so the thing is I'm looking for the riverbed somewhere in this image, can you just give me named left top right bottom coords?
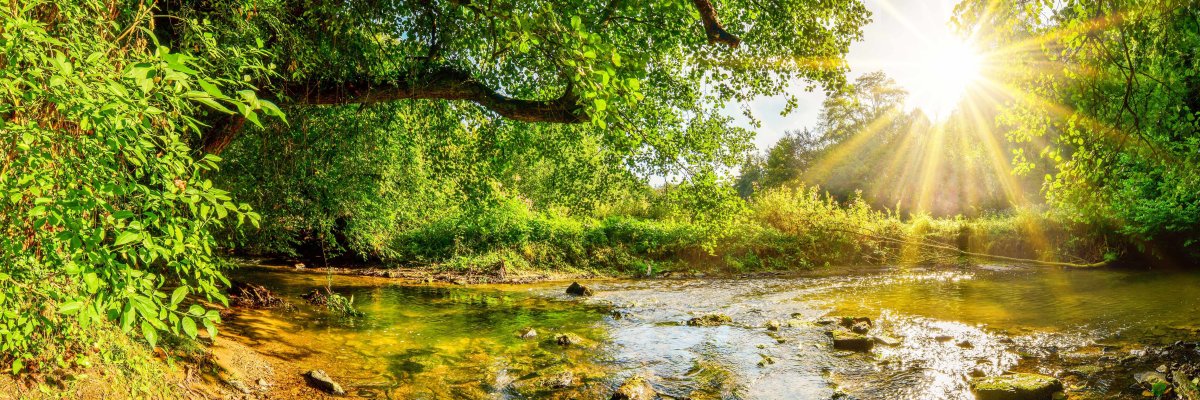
left=225, top=264, right=1200, bottom=399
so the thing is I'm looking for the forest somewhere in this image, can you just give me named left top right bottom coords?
left=2, top=0, right=1199, bottom=399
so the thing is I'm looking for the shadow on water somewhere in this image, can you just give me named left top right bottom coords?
left=229, top=265, right=1200, bottom=399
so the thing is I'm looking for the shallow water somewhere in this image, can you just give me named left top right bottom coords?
left=228, top=265, right=1200, bottom=399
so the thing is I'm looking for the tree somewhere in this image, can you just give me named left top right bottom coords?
left=762, top=129, right=824, bottom=188
left=818, top=71, right=908, bottom=143
left=150, top=0, right=871, bottom=157
left=955, top=0, right=1200, bottom=259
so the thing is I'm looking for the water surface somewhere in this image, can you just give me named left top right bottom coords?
left=228, top=265, right=1200, bottom=399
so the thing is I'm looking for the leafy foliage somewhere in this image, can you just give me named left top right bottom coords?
left=0, top=1, right=271, bottom=373
left=956, top=0, right=1200, bottom=259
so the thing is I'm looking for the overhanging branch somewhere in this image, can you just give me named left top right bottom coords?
left=200, top=67, right=585, bottom=154
left=692, top=0, right=741, bottom=48
left=284, top=67, right=585, bottom=123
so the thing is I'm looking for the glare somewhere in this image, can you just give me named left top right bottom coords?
left=910, top=38, right=983, bottom=119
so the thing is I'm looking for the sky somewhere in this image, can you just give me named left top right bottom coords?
left=728, top=0, right=970, bottom=152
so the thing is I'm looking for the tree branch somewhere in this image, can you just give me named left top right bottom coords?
left=283, top=66, right=584, bottom=123
left=199, top=66, right=585, bottom=154
left=692, top=0, right=741, bottom=48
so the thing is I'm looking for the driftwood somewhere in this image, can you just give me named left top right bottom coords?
left=228, top=281, right=289, bottom=309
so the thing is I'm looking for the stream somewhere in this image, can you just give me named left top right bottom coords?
left=226, top=264, right=1200, bottom=399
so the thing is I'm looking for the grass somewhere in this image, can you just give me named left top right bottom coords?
left=381, top=185, right=1114, bottom=277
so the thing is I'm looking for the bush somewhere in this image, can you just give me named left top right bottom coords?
left=0, top=1, right=271, bottom=373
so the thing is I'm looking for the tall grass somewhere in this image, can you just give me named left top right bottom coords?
left=374, top=185, right=1114, bottom=276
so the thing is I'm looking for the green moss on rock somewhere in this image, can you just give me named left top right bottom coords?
left=686, top=314, right=733, bottom=327
left=828, top=329, right=874, bottom=351
left=970, top=373, right=1063, bottom=400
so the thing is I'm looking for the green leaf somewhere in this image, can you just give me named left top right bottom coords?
left=114, top=231, right=141, bottom=247
left=121, top=302, right=135, bottom=332
left=170, top=286, right=188, bottom=307
left=141, top=320, right=158, bottom=349
left=181, top=316, right=198, bottom=338
left=197, top=79, right=225, bottom=98
left=202, top=317, right=217, bottom=339
left=58, top=301, right=83, bottom=315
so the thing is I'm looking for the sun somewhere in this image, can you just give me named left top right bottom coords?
left=910, top=38, right=984, bottom=119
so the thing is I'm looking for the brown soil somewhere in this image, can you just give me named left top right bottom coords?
left=188, top=330, right=344, bottom=400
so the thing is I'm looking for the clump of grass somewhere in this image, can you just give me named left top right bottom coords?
left=324, top=292, right=364, bottom=318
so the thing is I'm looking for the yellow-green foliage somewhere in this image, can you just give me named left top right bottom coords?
left=0, top=1, right=273, bottom=374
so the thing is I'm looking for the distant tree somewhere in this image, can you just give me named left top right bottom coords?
left=734, top=153, right=766, bottom=198
left=763, top=129, right=825, bottom=188
left=818, top=71, right=909, bottom=143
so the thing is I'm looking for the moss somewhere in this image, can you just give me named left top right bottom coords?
left=686, top=314, right=733, bottom=326
left=828, top=329, right=874, bottom=351
left=970, top=373, right=1063, bottom=400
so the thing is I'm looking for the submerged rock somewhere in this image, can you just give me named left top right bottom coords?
left=566, top=282, right=594, bottom=296
left=301, top=288, right=329, bottom=306
left=828, top=330, right=874, bottom=352
left=957, top=340, right=974, bottom=349
left=555, top=333, right=583, bottom=346
left=765, top=320, right=781, bottom=331
left=611, top=375, right=655, bottom=400
left=304, top=369, right=346, bottom=395
left=686, top=314, right=733, bottom=327
left=969, top=373, right=1063, bottom=400
left=873, top=335, right=902, bottom=346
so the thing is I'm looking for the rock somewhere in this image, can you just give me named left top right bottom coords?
left=957, top=340, right=974, bottom=349
left=969, top=373, right=1063, bottom=400
left=757, top=354, right=775, bottom=367
left=816, top=317, right=838, bottom=325
left=765, top=320, right=781, bottom=331
left=873, top=335, right=901, bottom=346
left=518, top=327, right=538, bottom=339
left=301, top=288, right=329, bottom=306
left=786, top=319, right=806, bottom=328
left=304, top=370, right=346, bottom=395
left=850, top=321, right=870, bottom=334
left=566, top=282, right=594, bottom=296
left=828, top=330, right=874, bottom=352
left=1066, top=365, right=1102, bottom=378
left=611, top=375, right=655, bottom=400
left=1156, top=364, right=1169, bottom=373
left=293, top=262, right=306, bottom=269
left=1134, top=371, right=1169, bottom=386
left=838, top=316, right=872, bottom=329
left=542, top=371, right=575, bottom=389
left=256, top=378, right=268, bottom=387
left=555, top=333, right=583, bottom=346
left=934, top=335, right=954, bottom=342
left=228, top=380, right=252, bottom=394
left=686, top=314, right=732, bottom=327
